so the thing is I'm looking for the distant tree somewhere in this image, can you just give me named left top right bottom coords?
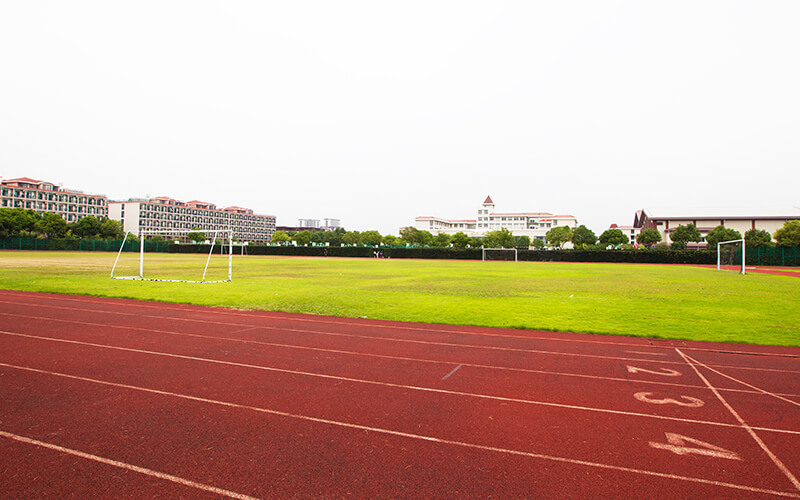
left=669, top=224, right=702, bottom=250
left=546, top=225, right=573, bottom=249
left=636, top=228, right=661, bottom=248
left=342, top=231, right=361, bottom=246
left=0, top=208, right=41, bottom=236
left=359, top=230, right=382, bottom=246
left=150, top=234, right=165, bottom=243
left=470, top=237, right=483, bottom=249
left=531, top=238, right=545, bottom=249
left=774, top=220, right=800, bottom=247
left=571, top=225, right=597, bottom=248
left=310, top=231, right=326, bottom=244
left=99, top=218, right=124, bottom=240
left=324, top=227, right=346, bottom=246
left=399, top=227, right=433, bottom=246
left=432, top=232, right=452, bottom=248
left=382, top=234, right=398, bottom=246
left=186, top=228, right=206, bottom=243
left=483, top=228, right=515, bottom=248
left=451, top=232, right=470, bottom=249
left=516, top=235, right=531, bottom=249
left=36, top=212, right=69, bottom=238
left=653, top=242, right=670, bottom=251
left=271, top=230, right=290, bottom=245
left=705, top=225, right=742, bottom=250
left=69, top=216, right=102, bottom=239
left=744, top=228, right=772, bottom=248
left=598, top=228, right=628, bottom=248
left=294, top=230, right=313, bottom=246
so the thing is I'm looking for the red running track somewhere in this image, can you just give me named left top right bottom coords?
left=1, top=290, right=799, bottom=498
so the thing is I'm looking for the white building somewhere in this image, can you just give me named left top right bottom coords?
left=634, top=207, right=800, bottom=247
left=607, top=224, right=641, bottom=245
left=415, top=196, right=578, bottom=242
left=0, top=177, right=107, bottom=222
left=108, top=196, right=276, bottom=244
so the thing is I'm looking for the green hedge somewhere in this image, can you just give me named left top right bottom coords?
left=0, top=237, right=168, bottom=253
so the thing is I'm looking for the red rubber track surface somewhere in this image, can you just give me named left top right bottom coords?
left=1, top=290, right=799, bottom=499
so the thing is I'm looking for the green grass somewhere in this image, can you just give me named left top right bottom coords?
left=1, top=251, right=799, bottom=346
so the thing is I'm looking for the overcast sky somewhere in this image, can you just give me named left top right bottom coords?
left=2, top=1, right=798, bottom=235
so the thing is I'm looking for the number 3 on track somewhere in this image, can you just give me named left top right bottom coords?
left=649, top=433, right=741, bottom=460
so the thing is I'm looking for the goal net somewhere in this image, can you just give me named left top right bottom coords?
left=111, top=229, right=233, bottom=283
left=482, top=247, right=518, bottom=262
left=717, top=239, right=745, bottom=275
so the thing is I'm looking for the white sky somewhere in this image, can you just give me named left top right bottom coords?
left=2, top=1, right=798, bottom=236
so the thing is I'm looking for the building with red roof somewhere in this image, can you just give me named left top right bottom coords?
left=414, top=196, right=578, bottom=244
left=0, top=176, right=108, bottom=222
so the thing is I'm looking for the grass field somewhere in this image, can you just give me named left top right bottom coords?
left=1, top=251, right=798, bottom=346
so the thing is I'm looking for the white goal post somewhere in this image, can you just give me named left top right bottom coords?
left=717, top=238, right=745, bottom=275
left=111, top=229, right=233, bottom=283
left=482, top=247, right=518, bottom=262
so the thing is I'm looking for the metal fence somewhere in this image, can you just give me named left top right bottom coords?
left=0, top=237, right=169, bottom=253
left=747, top=246, right=800, bottom=267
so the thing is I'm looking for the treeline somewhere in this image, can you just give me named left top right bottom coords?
left=0, top=208, right=124, bottom=240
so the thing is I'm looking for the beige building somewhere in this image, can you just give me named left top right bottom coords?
left=634, top=207, right=800, bottom=247
left=108, top=196, right=276, bottom=244
left=415, top=196, right=578, bottom=243
left=0, top=177, right=107, bottom=222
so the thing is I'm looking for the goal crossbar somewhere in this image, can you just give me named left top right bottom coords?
left=717, top=238, right=745, bottom=275
left=111, top=229, right=233, bottom=283
left=482, top=247, right=518, bottom=262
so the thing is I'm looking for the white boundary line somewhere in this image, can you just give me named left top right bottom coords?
left=0, top=430, right=258, bottom=500
left=3, top=290, right=798, bottom=359
left=1, top=362, right=798, bottom=499
left=2, top=307, right=798, bottom=376
left=682, top=355, right=800, bottom=408
left=2, top=311, right=799, bottom=399
left=676, top=348, right=800, bottom=492
left=2, top=331, right=798, bottom=436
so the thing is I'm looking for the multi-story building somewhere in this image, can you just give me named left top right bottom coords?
left=415, top=196, right=578, bottom=242
left=108, top=196, right=276, bottom=244
left=0, top=177, right=108, bottom=222
left=634, top=207, right=800, bottom=247
left=607, top=224, right=641, bottom=245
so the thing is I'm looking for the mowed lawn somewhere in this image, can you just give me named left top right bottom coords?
left=0, top=251, right=798, bottom=346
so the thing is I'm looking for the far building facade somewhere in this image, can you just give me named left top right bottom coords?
left=634, top=207, right=800, bottom=247
left=0, top=177, right=108, bottom=222
left=607, top=224, right=641, bottom=245
left=415, top=196, right=578, bottom=242
left=108, top=197, right=276, bottom=244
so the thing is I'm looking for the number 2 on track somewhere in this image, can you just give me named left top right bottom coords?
left=626, top=365, right=682, bottom=377
left=634, top=392, right=704, bottom=407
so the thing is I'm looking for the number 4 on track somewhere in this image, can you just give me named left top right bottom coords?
left=649, top=433, right=741, bottom=460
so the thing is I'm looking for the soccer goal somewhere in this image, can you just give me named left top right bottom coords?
left=482, top=247, right=518, bottom=262
left=717, top=239, right=745, bottom=275
left=111, top=229, right=233, bottom=283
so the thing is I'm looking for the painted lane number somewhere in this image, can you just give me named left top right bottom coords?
left=634, top=392, right=705, bottom=407
left=626, top=365, right=682, bottom=377
left=649, top=433, right=741, bottom=460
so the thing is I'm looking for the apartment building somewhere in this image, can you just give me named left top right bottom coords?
left=0, top=177, right=108, bottom=222
left=108, top=197, right=276, bottom=244
left=415, top=196, right=578, bottom=241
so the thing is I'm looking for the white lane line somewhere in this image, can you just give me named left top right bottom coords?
left=0, top=430, right=259, bottom=500
left=676, top=349, right=800, bottom=492
left=442, top=365, right=462, bottom=380
left=2, top=312, right=797, bottom=398
left=2, top=332, right=798, bottom=436
left=625, top=351, right=668, bottom=356
left=681, top=354, right=800, bottom=409
left=1, top=362, right=797, bottom=499
left=2, top=292, right=799, bottom=359
left=4, top=309, right=799, bottom=376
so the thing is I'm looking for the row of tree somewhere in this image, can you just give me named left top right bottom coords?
left=633, top=221, right=800, bottom=249
left=0, top=208, right=124, bottom=240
